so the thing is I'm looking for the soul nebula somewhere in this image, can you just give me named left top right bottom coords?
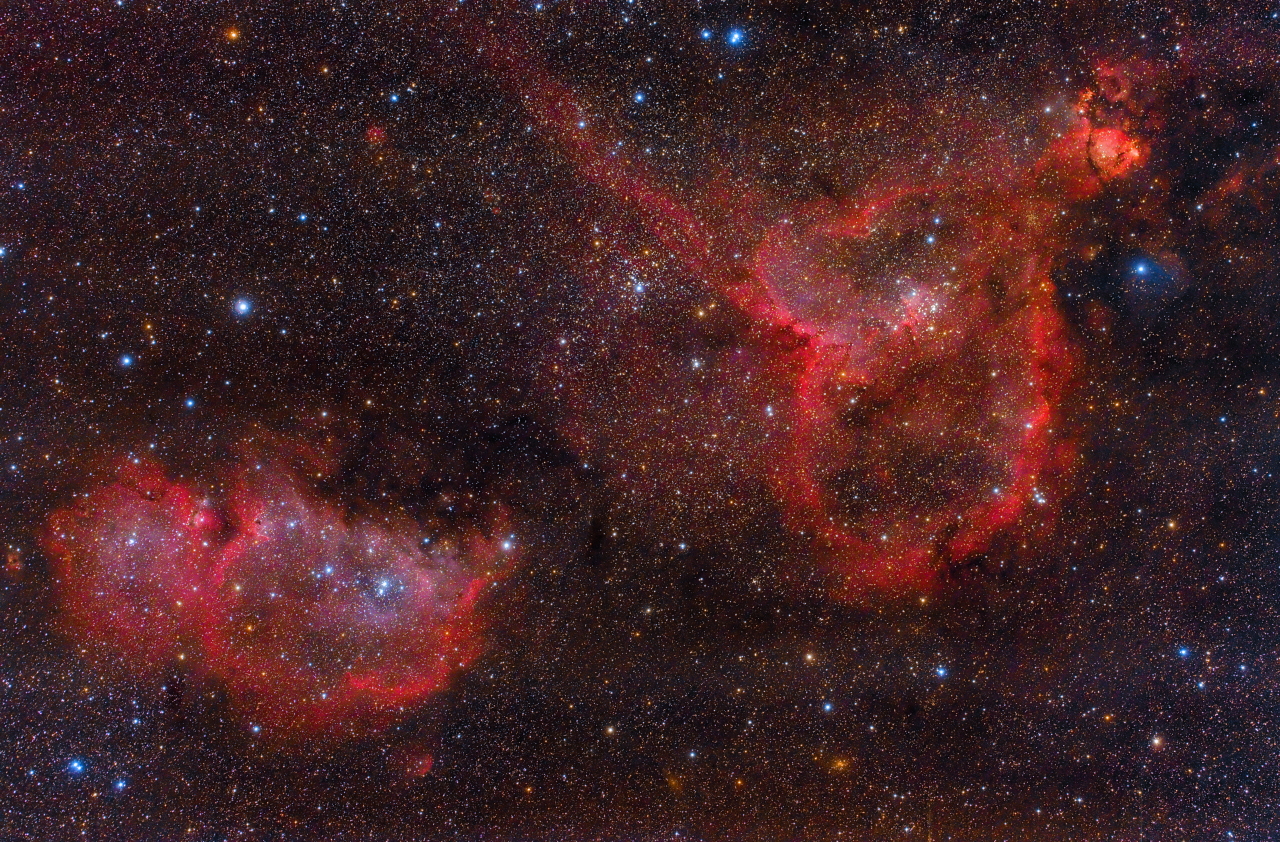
left=43, top=457, right=511, bottom=735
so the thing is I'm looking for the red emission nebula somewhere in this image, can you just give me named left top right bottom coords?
left=751, top=73, right=1146, bottom=594
left=43, top=456, right=512, bottom=736
left=751, top=184, right=1075, bottom=592
left=36, top=17, right=1156, bottom=745
left=473, top=10, right=1149, bottom=596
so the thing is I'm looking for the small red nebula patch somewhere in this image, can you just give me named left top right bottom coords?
left=408, top=752, right=434, bottom=778
left=43, top=457, right=513, bottom=737
left=366, top=124, right=386, bottom=145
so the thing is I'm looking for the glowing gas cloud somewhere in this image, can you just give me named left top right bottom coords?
left=44, top=455, right=514, bottom=736
left=461, top=2, right=1151, bottom=595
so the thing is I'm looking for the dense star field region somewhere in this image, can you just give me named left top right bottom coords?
left=5, top=0, right=1280, bottom=839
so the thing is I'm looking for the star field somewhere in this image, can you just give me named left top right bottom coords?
left=4, top=1, right=1280, bottom=840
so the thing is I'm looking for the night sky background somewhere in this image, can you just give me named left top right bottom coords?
left=5, top=1, right=1280, bottom=840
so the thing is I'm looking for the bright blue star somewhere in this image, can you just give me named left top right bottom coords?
left=121, top=355, right=133, bottom=367
left=727, top=28, right=744, bottom=45
left=634, top=91, right=646, bottom=103
left=701, top=28, right=712, bottom=40
left=936, top=666, right=948, bottom=678
left=67, top=759, right=85, bottom=775
left=185, top=398, right=196, bottom=409
left=234, top=298, right=251, bottom=316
